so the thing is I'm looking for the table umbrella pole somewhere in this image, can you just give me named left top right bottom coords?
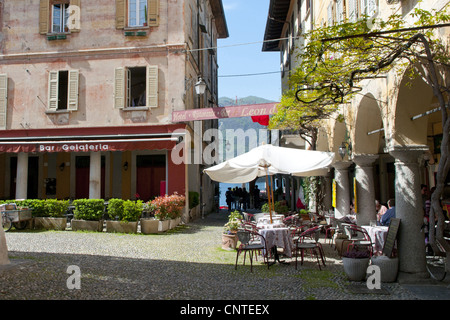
left=265, top=168, right=273, bottom=224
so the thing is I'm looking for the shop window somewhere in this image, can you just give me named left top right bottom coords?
left=48, top=70, right=79, bottom=111
left=114, top=65, right=158, bottom=109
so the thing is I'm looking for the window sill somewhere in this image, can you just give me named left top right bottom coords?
left=122, top=107, right=149, bottom=111
left=124, top=26, right=150, bottom=31
left=45, top=109, right=71, bottom=114
left=46, top=33, right=69, bottom=41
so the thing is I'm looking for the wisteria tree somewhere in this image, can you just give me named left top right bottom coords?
left=269, top=6, right=450, bottom=244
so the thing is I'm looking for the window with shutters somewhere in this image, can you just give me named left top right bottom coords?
left=40, top=0, right=81, bottom=34
left=114, top=65, right=158, bottom=109
left=116, top=0, right=159, bottom=29
left=47, top=70, right=79, bottom=112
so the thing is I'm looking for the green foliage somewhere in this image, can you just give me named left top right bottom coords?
left=261, top=201, right=289, bottom=214
left=122, top=200, right=143, bottom=222
left=189, top=191, right=199, bottom=209
left=73, top=199, right=105, bottom=221
left=269, top=6, right=450, bottom=137
left=107, top=198, right=143, bottom=222
left=107, top=198, right=124, bottom=220
left=44, top=199, right=70, bottom=218
left=223, top=210, right=242, bottom=234
left=0, top=199, right=68, bottom=217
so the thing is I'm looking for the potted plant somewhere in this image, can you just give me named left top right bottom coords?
left=106, top=199, right=142, bottom=234
left=370, top=254, right=399, bottom=283
left=34, top=199, right=69, bottom=231
left=342, top=249, right=371, bottom=281
left=140, top=202, right=160, bottom=234
left=221, top=210, right=242, bottom=250
left=71, top=199, right=105, bottom=232
left=150, top=193, right=186, bottom=232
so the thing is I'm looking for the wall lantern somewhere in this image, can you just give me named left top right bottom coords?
left=59, top=163, right=65, bottom=171
left=194, top=77, right=206, bottom=95
left=123, top=161, right=129, bottom=171
left=338, top=141, right=352, bottom=160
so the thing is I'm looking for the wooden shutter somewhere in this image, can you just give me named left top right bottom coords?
left=0, top=74, right=7, bottom=129
left=39, top=0, right=49, bottom=34
left=68, top=70, right=79, bottom=111
left=336, top=0, right=344, bottom=24
left=146, top=65, right=158, bottom=108
left=116, top=0, right=126, bottom=29
left=68, top=0, right=81, bottom=32
left=114, top=67, right=125, bottom=109
left=327, top=2, right=334, bottom=26
left=48, top=71, right=59, bottom=110
left=148, top=0, right=159, bottom=27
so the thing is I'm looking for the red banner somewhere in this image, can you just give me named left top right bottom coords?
left=171, top=103, right=278, bottom=122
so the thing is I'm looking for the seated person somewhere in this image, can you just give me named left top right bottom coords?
left=380, top=199, right=395, bottom=226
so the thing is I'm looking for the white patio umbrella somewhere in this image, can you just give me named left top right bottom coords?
left=204, top=144, right=335, bottom=222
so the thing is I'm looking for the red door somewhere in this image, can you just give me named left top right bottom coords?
left=136, top=155, right=166, bottom=201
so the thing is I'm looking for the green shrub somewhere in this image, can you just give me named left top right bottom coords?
left=73, top=199, right=105, bottom=221
left=45, top=199, right=70, bottom=218
left=107, top=198, right=124, bottom=220
left=122, top=200, right=143, bottom=222
left=261, top=201, right=289, bottom=214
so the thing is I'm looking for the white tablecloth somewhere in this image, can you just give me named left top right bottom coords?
left=362, top=225, right=388, bottom=255
left=259, top=227, right=294, bottom=257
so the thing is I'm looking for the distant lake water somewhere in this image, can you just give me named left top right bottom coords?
left=219, top=179, right=267, bottom=207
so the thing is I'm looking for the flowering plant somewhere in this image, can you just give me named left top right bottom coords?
left=223, top=210, right=242, bottom=234
left=150, top=193, right=186, bottom=221
left=342, top=250, right=370, bottom=259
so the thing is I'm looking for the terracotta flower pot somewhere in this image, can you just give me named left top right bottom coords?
left=222, top=233, right=238, bottom=251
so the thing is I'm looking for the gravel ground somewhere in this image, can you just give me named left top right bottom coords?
left=0, top=210, right=437, bottom=301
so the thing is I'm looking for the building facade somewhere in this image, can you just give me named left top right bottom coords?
left=264, top=0, right=450, bottom=280
left=0, top=0, right=228, bottom=220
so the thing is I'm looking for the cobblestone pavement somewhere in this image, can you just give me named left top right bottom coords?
left=0, top=210, right=448, bottom=302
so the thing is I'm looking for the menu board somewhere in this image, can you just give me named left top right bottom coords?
left=382, top=218, right=400, bottom=258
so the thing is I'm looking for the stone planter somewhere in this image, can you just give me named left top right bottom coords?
left=371, top=256, right=399, bottom=283
left=342, top=257, right=370, bottom=281
left=71, top=219, right=104, bottom=232
left=106, top=221, right=138, bottom=234
left=158, top=220, right=170, bottom=232
left=140, top=218, right=159, bottom=234
left=169, top=217, right=181, bottom=229
left=34, top=217, right=67, bottom=231
left=222, top=233, right=238, bottom=251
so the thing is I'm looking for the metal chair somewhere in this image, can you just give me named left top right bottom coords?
left=343, top=224, right=373, bottom=256
left=235, top=230, right=269, bottom=272
left=294, top=226, right=326, bottom=270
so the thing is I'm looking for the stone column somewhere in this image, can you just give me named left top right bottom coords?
left=16, top=152, right=28, bottom=199
left=353, top=154, right=378, bottom=226
left=89, top=151, right=101, bottom=199
left=333, top=161, right=352, bottom=219
left=389, top=145, right=428, bottom=281
left=323, top=172, right=333, bottom=212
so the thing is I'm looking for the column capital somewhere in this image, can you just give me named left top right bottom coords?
left=388, top=145, right=429, bottom=163
left=332, top=161, right=352, bottom=170
left=352, top=154, right=379, bottom=167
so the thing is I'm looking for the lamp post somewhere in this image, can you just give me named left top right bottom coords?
left=338, top=141, right=352, bottom=160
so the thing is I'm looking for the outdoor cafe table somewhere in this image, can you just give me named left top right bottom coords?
left=361, top=225, right=389, bottom=256
left=257, top=224, right=294, bottom=264
left=257, top=214, right=285, bottom=225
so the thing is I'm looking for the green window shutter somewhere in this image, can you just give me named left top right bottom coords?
left=68, top=70, right=79, bottom=111
left=0, top=74, right=8, bottom=129
left=39, top=0, right=49, bottom=34
left=148, top=0, right=159, bottom=27
left=114, top=67, right=125, bottom=109
left=48, top=71, right=59, bottom=110
left=146, top=65, right=158, bottom=108
left=116, top=0, right=126, bottom=29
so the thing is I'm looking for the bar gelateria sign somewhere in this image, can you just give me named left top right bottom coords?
left=172, top=103, right=278, bottom=122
